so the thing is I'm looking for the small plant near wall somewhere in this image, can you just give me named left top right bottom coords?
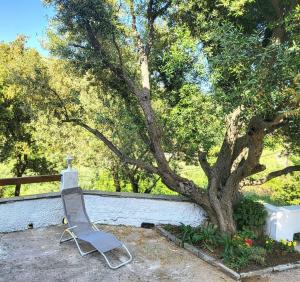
left=279, top=239, right=297, bottom=253
left=263, top=236, right=297, bottom=254
left=233, top=197, right=268, bottom=236
left=264, top=237, right=276, bottom=252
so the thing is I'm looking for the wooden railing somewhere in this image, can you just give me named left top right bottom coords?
left=0, top=175, right=61, bottom=186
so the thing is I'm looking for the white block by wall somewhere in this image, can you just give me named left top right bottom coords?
left=265, top=203, right=300, bottom=241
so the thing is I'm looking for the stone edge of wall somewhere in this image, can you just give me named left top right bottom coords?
left=0, top=190, right=190, bottom=204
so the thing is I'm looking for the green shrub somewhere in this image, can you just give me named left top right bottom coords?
left=236, top=229, right=256, bottom=240
left=264, top=237, right=276, bottom=252
left=272, top=182, right=300, bottom=205
left=233, top=197, right=267, bottom=235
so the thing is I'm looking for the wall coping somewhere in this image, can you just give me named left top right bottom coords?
left=264, top=202, right=300, bottom=211
left=3, top=192, right=300, bottom=208
left=0, top=189, right=191, bottom=204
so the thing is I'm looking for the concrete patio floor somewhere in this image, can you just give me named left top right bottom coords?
left=1, top=225, right=300, bottom=282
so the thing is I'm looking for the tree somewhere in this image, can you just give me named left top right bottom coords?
left=0, top=38, right=56, bottom=196
left=45, top=0, right=300, bottom=233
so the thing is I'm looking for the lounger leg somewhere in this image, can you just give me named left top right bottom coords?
left=100, top=244, right=133, bottom=269
left=73, top=237, right=98, bottom=256
left=59, top=228, right=97, bottom=256
left=59, top=229, right=74, bottom=243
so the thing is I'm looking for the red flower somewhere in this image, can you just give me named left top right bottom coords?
left=245, top=239, right=253, bottom=247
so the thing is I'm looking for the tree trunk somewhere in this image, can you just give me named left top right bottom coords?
left=15, top=183, right=21, bottom=197
left=128, top=174, right=139, bottom=193
left=0, top=187, right=4, bottom=198
left=14, top=171, right=24, bottom=197
left=14, top=154, right=28, bottom=197
left=112, top=171, right=121, bottom=192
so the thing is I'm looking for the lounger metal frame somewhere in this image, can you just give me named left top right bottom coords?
left=59, top=221, right=132, bottom=269
left=59, top=187, right=132, bottom=269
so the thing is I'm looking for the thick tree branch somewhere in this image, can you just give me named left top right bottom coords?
left=231, top=147, right=248, bottom=173
left=126, top=1, right=171, bottom=172
left=222, top=116, right=267, bottom=202
left=236, top=117, right=266, bottom=179
left=198, top=151, right=211, bottom=178
left=241, top=165, right=300, bottom=187
left=214, top=106, right=244, bottom=178
left=229, top=106, right=299, bottom=178
left=265, top=108, right=300, bottom=133
left=146, top=0, right=155, bottom=55
left=231, top=135, right=248, bottom=165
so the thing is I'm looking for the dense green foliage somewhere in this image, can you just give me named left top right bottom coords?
left=0, top=37, right=56, bottom=195
left=173, top=0, right=300, bottom=151
left=233, top=197, right=267, bottom=235
left=272, top=180, right=300, bottom=205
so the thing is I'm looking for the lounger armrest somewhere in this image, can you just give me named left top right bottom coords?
left=91, top=220, right=102, bottom=224
left=91, top=220, right=102, bottom=231
left=67, top=225, right=78, bottom=231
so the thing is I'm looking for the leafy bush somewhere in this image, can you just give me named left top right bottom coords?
left=233, top=197, right=267, bottom=235
left=219, top=233, right=235, bottom=259
left=272, top=182, right=300, bottom=205
left=235, top=229, right=256, bottom=240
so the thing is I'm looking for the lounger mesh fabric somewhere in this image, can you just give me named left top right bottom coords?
left=61, top=187, right=122, bottom=253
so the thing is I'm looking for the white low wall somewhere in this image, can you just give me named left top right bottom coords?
left=0, top=191, right=206, bottom=233
left=265, top=203, right=300, bottom=241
